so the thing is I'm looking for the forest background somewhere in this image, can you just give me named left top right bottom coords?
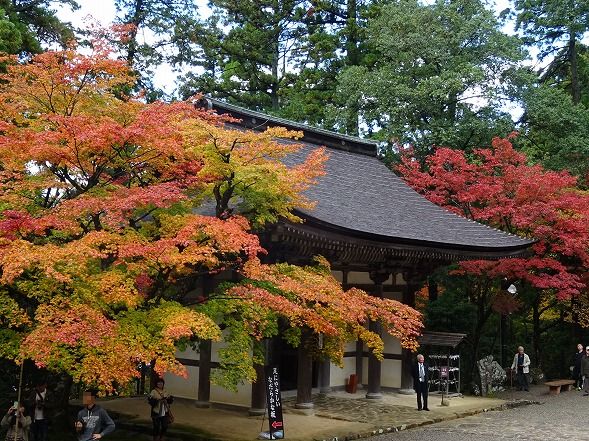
left=1, top=0, right=589, bottom=400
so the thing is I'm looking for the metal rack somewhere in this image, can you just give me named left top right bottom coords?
left=428, top=354, right=461, bottom=397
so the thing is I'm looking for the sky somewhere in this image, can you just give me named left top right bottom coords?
left=55, top=0, right=209, bottom=95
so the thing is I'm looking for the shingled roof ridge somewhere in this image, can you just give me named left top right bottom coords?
left=198, top=97, right=378, bottom=157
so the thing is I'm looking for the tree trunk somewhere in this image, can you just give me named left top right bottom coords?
left=344, top=0, right=360, bottom=135
left=51, top=373, right=74, bottom=434
left=428, top=280, right=438, bottom=302
left=295, top=327, right=313, bottom=408
left=345, top=0, right=359, bottom=66
left=469, top=283, right=491, bottom=382
left=569, top=33, right=581, bottom=105
left=271, top=30, right=280, bottom=111
left=126, top=0, right=146, bottom=67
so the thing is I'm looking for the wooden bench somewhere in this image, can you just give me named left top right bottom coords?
left=544, top=379, right=576, bottom=395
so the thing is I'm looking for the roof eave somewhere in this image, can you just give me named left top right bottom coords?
left=297, top=213, right=535, bottom=259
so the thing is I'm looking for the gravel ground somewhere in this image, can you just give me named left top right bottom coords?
left=374, top=386, right=589, bottom=441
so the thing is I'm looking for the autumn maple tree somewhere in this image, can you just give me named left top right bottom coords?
left=0, top=39, right=320, bottom=391
left=0, top=39, right=423, bottom=393
left=397, top=136, right=589, bottom=363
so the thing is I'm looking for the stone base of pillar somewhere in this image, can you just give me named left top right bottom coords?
left=248, top=407, right=266, bottom=416
left=398, top=388, right=416, bottom=395
left=194, top=400, right=211, bottom=408
left=294, top=401, right=314, bottom=409
left=319, top=386, right=331, bottom=394
left=292, top=402, right=315, bottom=416
left=365, top=392, right=383, bottom=399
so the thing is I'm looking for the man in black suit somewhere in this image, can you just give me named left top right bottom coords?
left=412, top=354, right=429, bottom=411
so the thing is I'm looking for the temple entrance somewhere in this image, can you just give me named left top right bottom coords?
left=270, top=332, right=318, bottom=391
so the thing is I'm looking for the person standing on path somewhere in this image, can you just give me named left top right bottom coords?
left=572, top=343, right=585, bottom=391
left=1, top=402, right=31, bottom=441
left=75, top=390, right=115, bottom=441
left=148, top=379, right=174, bottom=441
left=26, top=380, right=52, bottom=441
left=511, top=346, right=530, bottom=391
left=581, top=347, right=589, bottom=396
left=412, top=354, right=429, bottom=411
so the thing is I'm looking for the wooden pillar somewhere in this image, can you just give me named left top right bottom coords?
left=196, top=275, right=213, bottom=407
left=428, top=279, right=438, bottom=302
left=355, top=340, right=363, bottom=387
left=249, top=363, right=266, bottom=415
left=400, top=273, right=420, bottom=393
left=319, top=360, right=331, bottom=394
left=343, top=268, right=364, bottom=387
left=366, top=320, right=383, bottom=399
left=196, top=339, right=212, bottom=407
left=366, top=268, right=390, bottom=399
left=250, top=340, right=268, bottom=415
left=295, top=328, right=314, bottom=409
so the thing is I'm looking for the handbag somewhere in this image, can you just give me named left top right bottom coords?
left=165, top=410, right=174, bottom=425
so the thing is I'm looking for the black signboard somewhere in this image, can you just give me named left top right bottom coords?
left=264, top=365, right=284, bottom=439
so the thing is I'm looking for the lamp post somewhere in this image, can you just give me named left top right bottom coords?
left=499, top=283, right=518, bottom=367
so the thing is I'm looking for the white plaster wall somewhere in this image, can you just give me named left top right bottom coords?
left=345, top=340, right=357, bottom=352
left=347, top=271, right=372, bottom=284
left=381, top=360, right=402, bottom=388
left=163, top=344, right=252, bottom=407
left=211, top=382, right=252, bottom=407
left=396, top=273, right=407, bottom=285
left=382, top=333, right=402, bottom=355
left=362, top=357, right=368, bottom=385
left=176, top=347, right=199, bottom=360
left=165, top=299, right=406, bottom=404
left=164, top=366, right=199, bottom=400
left=209, top=334, right=253, bottom=406
left=164, top=347, right=200, bottom=399
left=330, top=357, right=356, bottom=387
left=331, top=270, right=343, bottom=282
left=211, top=340, right=223, bottom=363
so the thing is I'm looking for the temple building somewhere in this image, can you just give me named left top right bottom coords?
left=164, top=99, right=533, bottom=412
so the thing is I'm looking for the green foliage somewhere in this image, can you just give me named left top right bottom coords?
left=178, top=0, right=310, bottom=110
left=517, top=84, right=589, bottom=178
left=424, top=291, right=476, bottom=334
left=0, top=328, right=22, bottom=359
left=199, top=283, right=280, bottom=391
left=178, top=0, right=373, bottom=131
left=114, top=0, right=201, bottom=100
left=333, top=0, right=527, bottom=158
left=513, top=0, right=589, bottom=61
left=0, top=0, right=78, bottom=54
left=0, top=8, right=22, bottom=54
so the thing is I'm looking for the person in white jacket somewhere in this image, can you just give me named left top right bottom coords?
left=511, top=346, right=531, bottom=391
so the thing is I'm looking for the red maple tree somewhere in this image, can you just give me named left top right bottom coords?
left=398, top=136, right=589, bottom=300
left=398, top=136, right=589, bottom=365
